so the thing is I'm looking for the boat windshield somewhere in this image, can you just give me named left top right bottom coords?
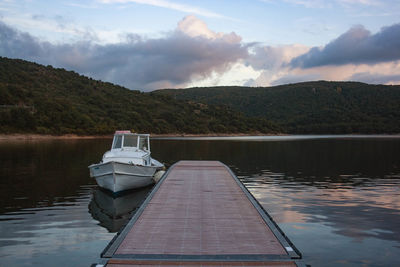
left=138, top=136, right=149, bottom=151
left=112, top=134, right=149, bottom=151
left=123, top=135, right=137, bottom=148
left=112, top=135, right=123, bottom=149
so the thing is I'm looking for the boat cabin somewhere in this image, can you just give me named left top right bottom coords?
left=111, top=131, right=150, bottom=152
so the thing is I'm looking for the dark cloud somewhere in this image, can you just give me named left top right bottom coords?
left=0, top=21, right=44, bottom=59
left=349, top=72, right=400, bottom=84
left=291, top=23, right=400, bottom=68
left=270, top=73, right=321, bottom=86
left=0, top=20, right=248, bottom=90
left=248, top=46, right=286, bottom=70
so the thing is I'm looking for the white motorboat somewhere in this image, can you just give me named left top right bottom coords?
left=88, top=131, right=164, bottom=193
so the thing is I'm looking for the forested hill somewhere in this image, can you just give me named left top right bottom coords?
left=2, top=56, right=399, bottom=135
left=154, top=82, right=400, bottom=134
left=0, top=57, right=279, bottom=135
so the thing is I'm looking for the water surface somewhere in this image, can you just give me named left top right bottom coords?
left=0, top=136, right=399, bottom=266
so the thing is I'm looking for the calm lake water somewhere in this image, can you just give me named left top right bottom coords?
left=0, top=136, right=400, bottom=266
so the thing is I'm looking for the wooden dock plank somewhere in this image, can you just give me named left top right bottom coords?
left=115, top=161, right=285, bottom=256
left=106, top=259, right=298, bottom=266
left=100, top=161, right=303, bottom=267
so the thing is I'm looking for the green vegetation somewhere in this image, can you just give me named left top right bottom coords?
left=154, top=82, right=400, bottom=134
left=2, top=56, right=399, bottom=135
left=0, top=57, right=279, bottom=135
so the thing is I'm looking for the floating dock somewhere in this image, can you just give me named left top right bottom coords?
left=97, top=161, right=304, bottom=266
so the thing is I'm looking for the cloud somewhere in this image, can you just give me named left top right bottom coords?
left=270, top=73, right=321, bottom=85
left=1, top=12, right=100, bottom=44
left=349, top=72, right=400, bottom=84
left=177, top=15, right=241, bottom=42
left=290, top=23, right=400, bottom=68
left=0, top=16, right=247, bottom=90
left=338, top=0, right=379, bottom=6
left=244, top=44, right=311, bottom=86
left=248, top=44, right=309, bottom=71
left=65, top=2, right=100, bottom=9
left=245, top=34, right=400, bottom=86
left=262, top=0, right=379, bottom=8
left=99, top=0, right=226, bottom=18
left=263, top=61, right=400, bottom=86
left=2, top=13, right=400, bottom=90
left=0, top=21, right=44, bottom=59
left=281, top=0, right=331, bottom=8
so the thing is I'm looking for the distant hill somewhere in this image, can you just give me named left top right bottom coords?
left=3, top=56, right=399, bottom=135
left=0, top=57, right=279, bottom=135
left=154, top=82, right=400, bottom=134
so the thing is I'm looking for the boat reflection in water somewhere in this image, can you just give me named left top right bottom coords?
left=89, top=185, right=153, bottom=232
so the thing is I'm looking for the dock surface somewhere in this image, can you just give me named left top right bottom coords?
left=100, top=161, right=303, bottom=266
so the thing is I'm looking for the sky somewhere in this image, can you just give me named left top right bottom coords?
left=0, top=0, right=400, bottom=91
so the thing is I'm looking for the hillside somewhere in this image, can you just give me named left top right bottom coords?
left=0, top=57, right=279, bottom=135
left=154, top=82, right=400, bottom=134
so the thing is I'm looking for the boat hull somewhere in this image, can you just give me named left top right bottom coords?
left=89, top=161, right=157, bottom=193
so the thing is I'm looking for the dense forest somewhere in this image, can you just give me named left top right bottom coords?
left=154, top=82, right=400, bottom=134
left=2, top=57, right=399, bottom=135
left=0, top=57, right=279, bottom=135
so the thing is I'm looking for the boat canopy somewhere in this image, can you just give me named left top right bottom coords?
left=111, top=131, right=150, bottom=151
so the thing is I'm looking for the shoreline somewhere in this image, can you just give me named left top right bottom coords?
left=1, top=132, right=400, bottom=141
left=0, top=133, right=282, bottom=141
left=0, top=134, right=112, bottom=141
